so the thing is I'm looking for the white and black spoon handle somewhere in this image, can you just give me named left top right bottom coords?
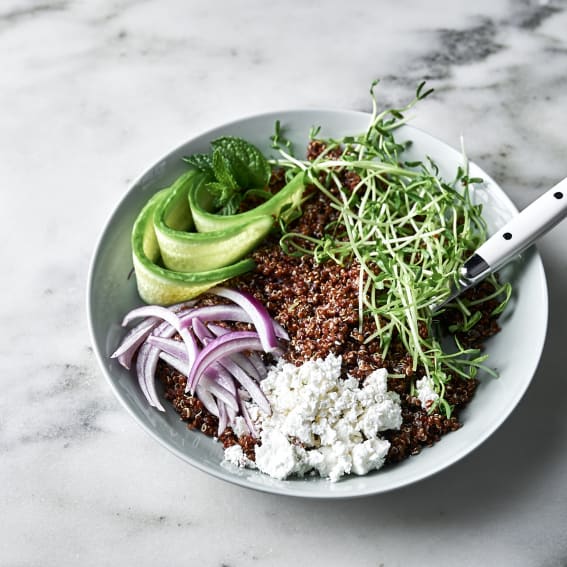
left=432, top=177, right=567, bottom=311
left=463, top=177, right=567, bottom=283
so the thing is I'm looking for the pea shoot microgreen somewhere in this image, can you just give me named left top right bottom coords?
left=272, top=81, right=511, bottom=418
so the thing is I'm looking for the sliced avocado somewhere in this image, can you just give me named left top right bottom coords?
left=188, top=171, right=306, bottom=233
left=153, top=170, right=274, bottom=272
left=131, top=189, right=255, bottom=305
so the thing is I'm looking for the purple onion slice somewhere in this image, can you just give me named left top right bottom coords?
left=216, top=357, right=270, bottom=414
left=217, top=401, right=228, bottom=437
left=199, top=374, right=239, bottom=412
left=237, top=390, right=258, bottom=438
left=159, top=351, right=190, bottom=376
left=192, top=317, right=214, bottom=345
left=112, top=316, right=159, bottom=369
left=207, top=324, right=264, bottom=380
left=147, top=336, right=187, bottom=361
left=188, top=331, right=264, bottom=393
left=209, top=287, right=280, bottom=352
left=179, top=304, right=288, bottom=342
left=195, top=383, right=220, bottom=417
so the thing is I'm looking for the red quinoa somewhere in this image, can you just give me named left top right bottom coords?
left=155, top=141, right=504, bottom=468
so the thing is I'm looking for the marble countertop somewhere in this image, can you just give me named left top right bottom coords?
left=2, top=0, right=567, bottom=565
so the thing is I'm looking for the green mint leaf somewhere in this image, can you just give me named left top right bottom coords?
left=217, top=193, right=242, bottom=216
left=206, top=181, right=238, bottom=210
left=182, top=153, right=214, bottom=176
left=211, top=136, right=271, bottom=188
left=212, top=149, right=239, bottom=190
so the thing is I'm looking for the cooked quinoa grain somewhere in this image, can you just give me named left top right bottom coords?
left=153, top=141, right=504, bottom=471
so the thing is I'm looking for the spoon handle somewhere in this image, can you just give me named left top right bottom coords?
left=463, top=177, right=567, bottom=282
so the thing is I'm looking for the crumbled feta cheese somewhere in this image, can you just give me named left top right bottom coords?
left=254, top=430, right=308, bottom=480
left=415, top=376, right=439, bottom=410
left=224, top=353, right=402, bottom=482
left=224, top=444, right=256, bottom=469
left=351, top=438, right=391, bottom=476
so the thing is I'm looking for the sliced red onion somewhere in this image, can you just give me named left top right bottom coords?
left=122, top=304, right=182, bottom=331
left=136, top=319, right=179, bottom=411
left=179, top=304, right=248, bottom=328
left=153, top=322, right=199, bottom=366
left=226, top=403, right=237, bottom=425
left=207, top=324, right=265, bottom=380
left=195, top=383, right=220, bottom=417
left=123, top=304, right=199, bottom=372
left=214, top=365, right=237, bottom=396
left=159, top=353, right=239, bottom=416
left=184, top=320, right=237, bottom=396
left=237, top=390, right=257, bottom=438
left=206, top=323, right=229, bottom=336
left=269, top=320, right=289, bottom=341
left=155, top=348, right=218, bottom=418
left=188, top=331, right=264, bottom=393
left=159, top=351, right=190, bottom=376
left=192, top=317, right=214, bottom=345
left=117, top=300, right=196, bottom=336
left=112, top=300, right=197, bottom=367
left=216, top=357, right=270, bottom=414
left=138, top=316, right=199, bottom=412
left=134, top=342, right=154, bottom=408
left=199, top=374, right=239, bottom=412
left=112, top=316, right=159, bottom=369
left=217, top=401, right=228, bottom=436
left=150, top=329, right=258, bottom=418
left=157, top=347, right=238, bottom=413
left=157, top=352, right=239, bottom=423
left=121, top=299, right=196, bottom=323
left=208, top=287, right=280, bottom=352
left=136, top=342, right=165, bottom=411
left=180, top=304, right=289, bottom=342
left=231, top=351, right=264, bottom=381
left=112, top=293, right=288, bottom=433
left=155, top=342, right=236, bottom=403
left=147, top=336, right=187, bottom=361
left=196, top=321, right=267, bottom=408
left=246, top=351, right=268, bottom=379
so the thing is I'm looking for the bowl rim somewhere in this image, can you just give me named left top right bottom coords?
left=87, top=108, right=549, bottom=499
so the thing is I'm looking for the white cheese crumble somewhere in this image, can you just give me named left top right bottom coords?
left=415, top=376, right=439, bottom=410
left=223, top=353, right=402, bottom=482
left=224, top=444, right=256, bottom=469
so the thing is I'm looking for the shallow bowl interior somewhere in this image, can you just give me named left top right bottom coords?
left=87, top=110, right=548, bottom=498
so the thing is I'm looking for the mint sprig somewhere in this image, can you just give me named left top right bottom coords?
left=184, top=136, right=272, bottom=215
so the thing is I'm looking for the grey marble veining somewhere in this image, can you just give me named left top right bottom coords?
left=2, top=0, right=567, bottom=565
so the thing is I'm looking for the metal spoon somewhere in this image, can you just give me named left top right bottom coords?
left=432, top=176, right=567, bottom=311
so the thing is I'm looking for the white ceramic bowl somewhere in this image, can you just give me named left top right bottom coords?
left=87, top=110, right=548, bottom=498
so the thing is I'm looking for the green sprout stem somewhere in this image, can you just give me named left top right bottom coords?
left=272, top=82, right=511, bottom=417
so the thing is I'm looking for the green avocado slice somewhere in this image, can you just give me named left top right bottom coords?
left=153, top=170, right=274, bottom=272
left=131, top=189, right=255, bottom=305
left=188, top=171, right=306, bottom=233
